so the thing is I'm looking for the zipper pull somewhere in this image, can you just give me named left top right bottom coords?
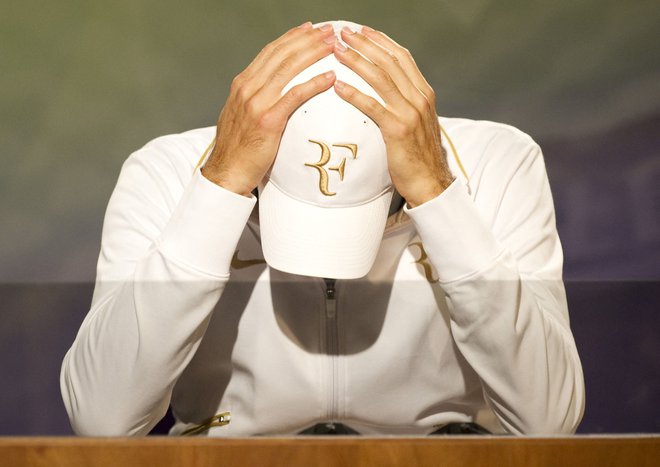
left=180, top=411, right=231, bottom=436
left=324, top=278, right=337, bottom=318
left=324, top=278, right=336, bottom=299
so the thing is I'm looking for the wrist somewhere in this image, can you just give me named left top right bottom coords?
left=404, top=175, right=454, bottom=208
left=200, top=165, right=254, bottom=198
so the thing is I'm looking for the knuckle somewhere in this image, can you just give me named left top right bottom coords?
left=389, top=121, right=409, bottom=139
left=277, top=58, right=293, bottom=74
left=287, top=85, right=304, bottom=102
left=313, top=72, right=328, bottom=85
left=376, top=68, right=390, bottom=82
left=405, top=109, right=421, bottom=127
left=235, top=84, right=251, bottom=103
left=245, top=97, right=262, bottom=118
left=230, top=74, right=244, bottom=92
left=387, top=110, right=420, bottom=138
left=258, top=111, right=283, bottom=132
left=368, top=67, right=387, bottom=86
left=339, top=83, right=355, bottom=97
left=272, top=43, right=287, bottom=57
left=315, top=37, right=335, bottom=51
left=380, top=75, right=398, bottom=94
left=412, top=92, right=429, bottom=110
left=365, top=98, right=382, bottom=115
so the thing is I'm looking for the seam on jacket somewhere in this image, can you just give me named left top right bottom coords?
left=438, top=247, right=507, bottom=286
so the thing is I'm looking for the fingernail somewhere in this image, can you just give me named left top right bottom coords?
left=334, top=81, right=345, bottom=91
left=362, top=25, right=375, bottom=33
left=342, top=26, right=356, bottom=35
left=324, top=71, right=335, bottom=80
left=334, top=41, right=347, bottom=53
left=324, top=34, right=337, bottom=44
left=298, top=21, right=312, bottom=29
left=320, top=24, right=333, bottom=31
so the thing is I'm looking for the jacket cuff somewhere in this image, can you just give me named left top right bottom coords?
left=404, top=179, right=504, bottom=283
left=157, top=169, right=257, bottom=276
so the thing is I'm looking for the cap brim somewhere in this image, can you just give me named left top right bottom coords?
left=259, top=181, right=393, bottom=279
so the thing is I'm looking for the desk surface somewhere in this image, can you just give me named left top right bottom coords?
left=2, top=435, right=658, bottom=467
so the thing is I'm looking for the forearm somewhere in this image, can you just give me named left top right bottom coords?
left=60, top=252, right=227, bottom=436
left=442, top=254, right=584, bottom=434
left=61, top=163, right=256, bottom=436
left=406, top=176, right=585, bottom=434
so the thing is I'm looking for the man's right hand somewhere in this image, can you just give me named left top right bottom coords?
left=201, top=22, right=338, bottom=197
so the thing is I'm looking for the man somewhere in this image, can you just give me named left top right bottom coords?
left=60, top=20, right=585, bottom=436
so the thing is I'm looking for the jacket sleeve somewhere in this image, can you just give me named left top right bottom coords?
left=405, top=128, right=585, bottom=434
left=60, top=142, right=256, bottom=436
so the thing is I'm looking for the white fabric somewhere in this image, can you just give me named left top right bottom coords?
left=60, top=117, right=585, bottom=436
left=259, top=180, right=393, bottom=279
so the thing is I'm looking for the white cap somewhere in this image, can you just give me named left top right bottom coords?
left=258, top=20, right=393, bottom=279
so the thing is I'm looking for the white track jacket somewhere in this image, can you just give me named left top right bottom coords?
left=60, top=117, right=585, bottom=436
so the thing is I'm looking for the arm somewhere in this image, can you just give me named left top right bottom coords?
left=61, top=22, right=340, bottom=435
left=60, top=148, right=256, bottom=435
left=405, top=130, right=585, bottom=434
left=332, top=26, right=584, bottom=434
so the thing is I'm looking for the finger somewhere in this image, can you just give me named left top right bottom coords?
left=333, top=79, right=397, bottom=132
left=339, top=27, right=424, bottom=107
left=243, top=25, right=335, bottom=94
left=262, top=71, right=337, bottom=132
left=333, top=40, right=411, bottom=111
left=259, top=29, right=337, bottom=97
left=242, top=22, right=312, bottom=80
left=360, top=26, right=435, bottom=102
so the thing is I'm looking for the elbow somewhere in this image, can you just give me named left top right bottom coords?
left=65, top=402, right=146, bottom=437
left=520, top=402, right=584, bottom=435
left=517, top=334, right=586, bottom=435
left=544, top=356, right=586, bottom=434
left=60, top=354, right=153, bottom=437
left=514, top=377, right=586, bottom=435
left=69, top=412, right=139, bottom=437
left=548, top=381, right=586, bottom=435
left=494, top=367, right=586, bottom=435
left=64, top=396, right=154, bottom=437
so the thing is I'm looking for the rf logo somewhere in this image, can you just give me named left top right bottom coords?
left=409, top=242, right=439, bottom=283
left=305, top=140, right=358, bottom=196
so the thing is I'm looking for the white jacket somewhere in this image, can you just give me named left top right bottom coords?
left=60, top=116, right=585, bottom=436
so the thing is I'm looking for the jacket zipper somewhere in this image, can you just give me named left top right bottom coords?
left=324, top=278, right=338, bottom=421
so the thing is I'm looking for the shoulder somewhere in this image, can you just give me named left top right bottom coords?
left=439, top=116, right=538, bottom=148
left=126, top=126, right=216, bottom=174
left=110, top=126, right=216, bottom=212
left=438, top=116, right=542, bottom=179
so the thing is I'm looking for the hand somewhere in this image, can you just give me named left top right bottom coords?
left=202, top=22, right=337, bottom=196
left=333, top=26, right=455, bottom=207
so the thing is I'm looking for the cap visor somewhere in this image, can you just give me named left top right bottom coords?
left=259, top=181, right=393, bottom=279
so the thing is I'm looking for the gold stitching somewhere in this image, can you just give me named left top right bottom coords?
left=305, top=139, right=335, bottom=196
left=409, top=242, right=439, bottom=283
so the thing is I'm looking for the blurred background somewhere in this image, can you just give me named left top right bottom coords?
left=1, top=0, right=658, bottom=434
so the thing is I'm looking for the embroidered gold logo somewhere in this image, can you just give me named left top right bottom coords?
left=409, top=242, right=439, bottom=283
left=305, top=140, right=358, bottom=196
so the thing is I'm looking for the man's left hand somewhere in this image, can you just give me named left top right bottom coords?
left=333, top=26, right=455, bottom=208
